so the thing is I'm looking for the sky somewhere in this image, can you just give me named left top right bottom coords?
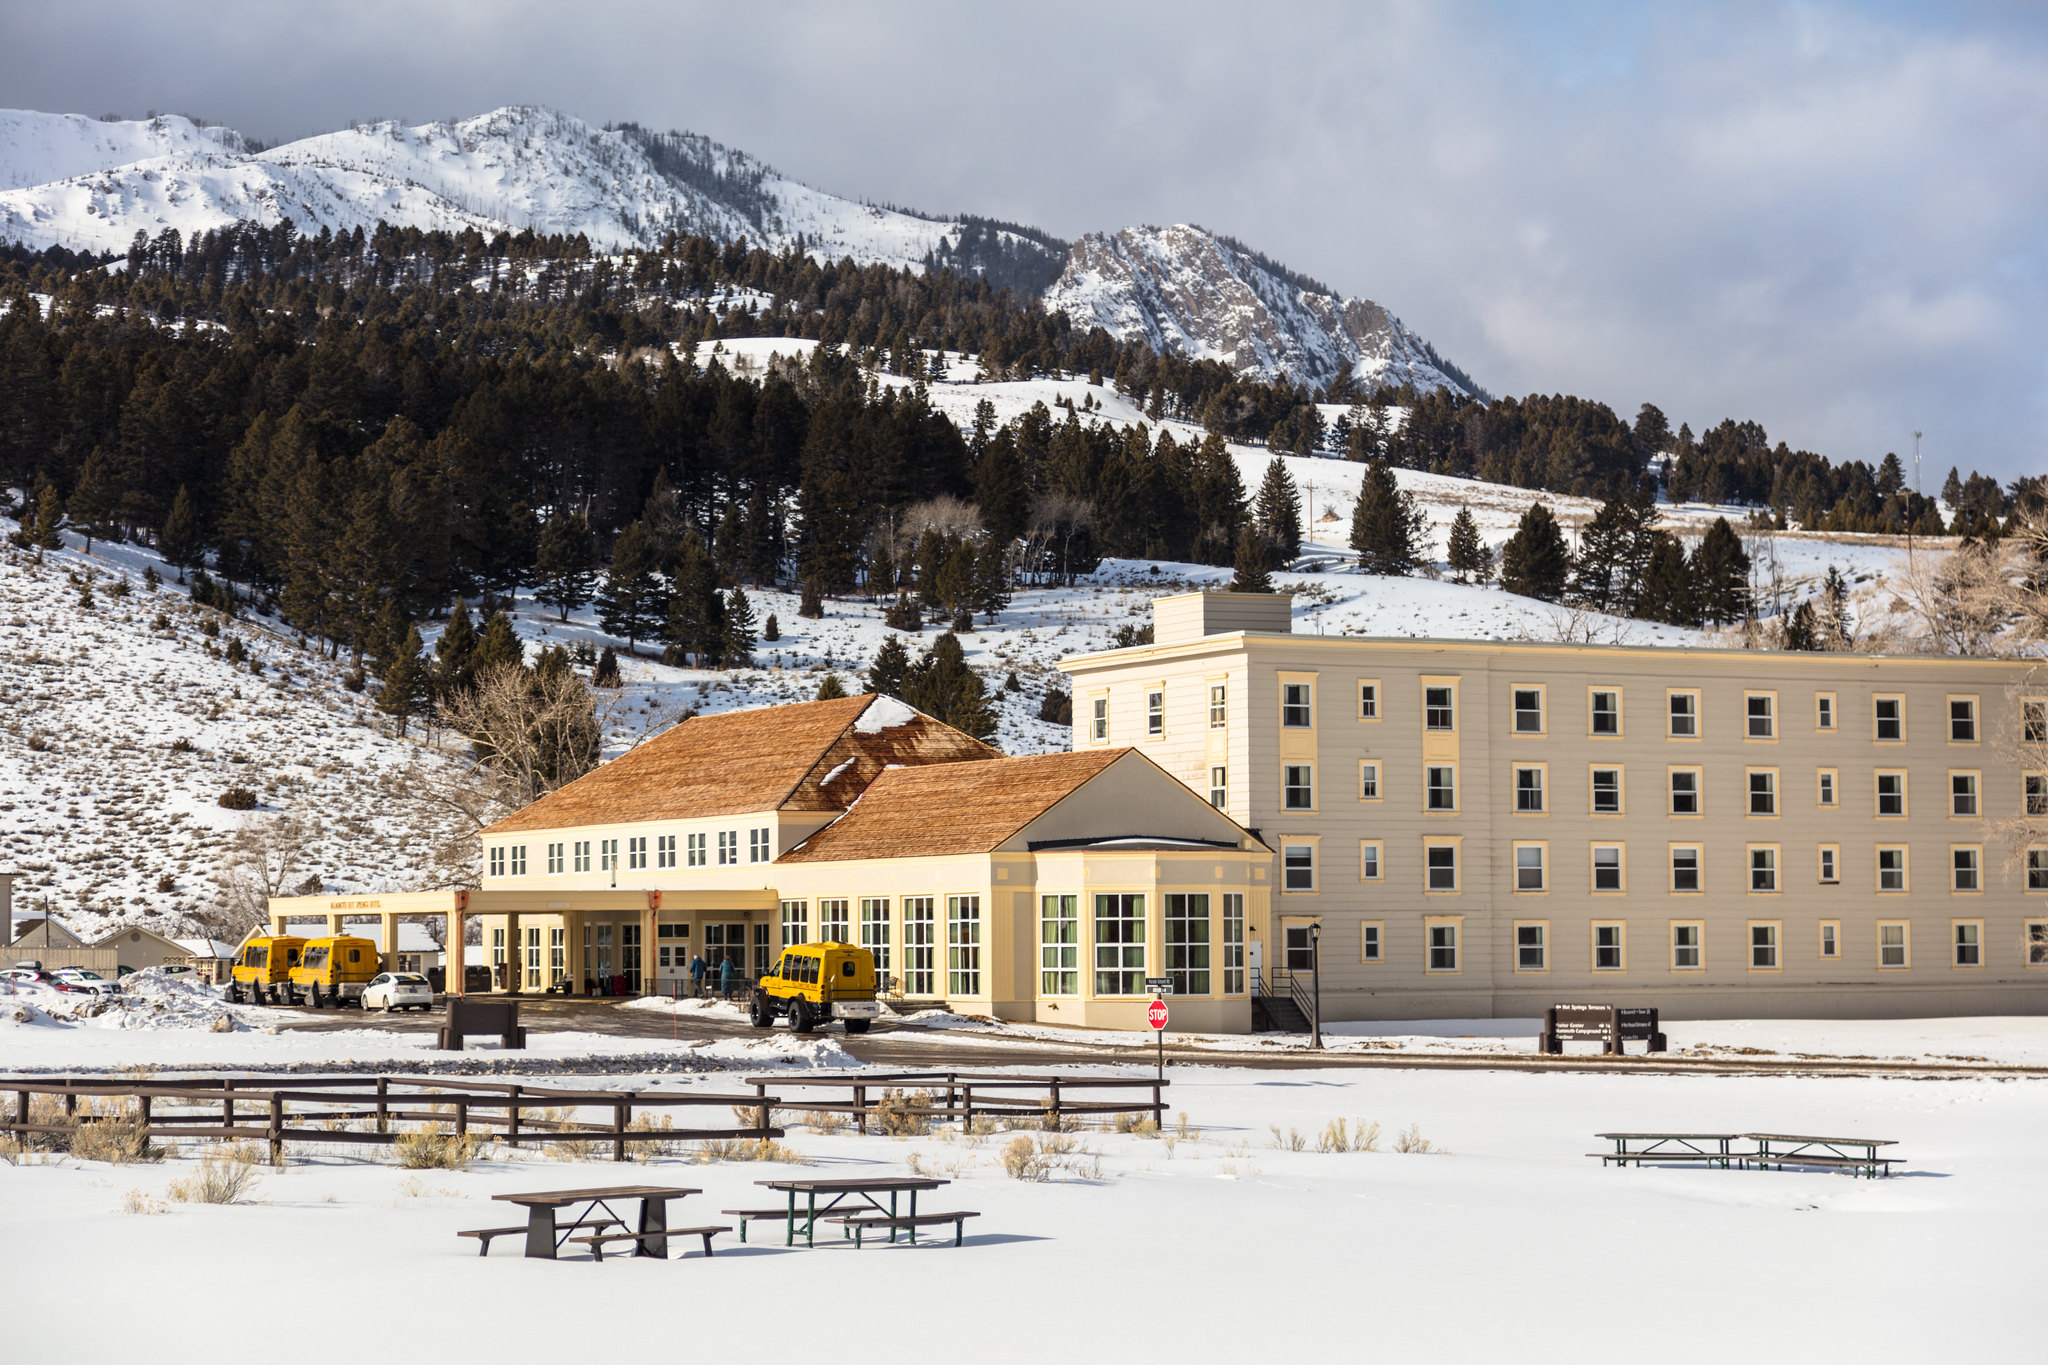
left=3, top=0, right=2045, bottom=482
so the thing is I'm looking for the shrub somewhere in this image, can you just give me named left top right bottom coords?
left=874, top=1088, right=932, bottom=1136
left=394, top=1129, right=481, bottom=1169
left=69, top=1103, right=162, bottom=1165
left=168, top=1143, right=262, bottom=1203
left=1036, top=690, right=1072, bottom=724
left=169, top=737, right=195, bottom=753
left=693, top=1137, right=807, bottom=1164
left=1316, top=1119, right=1381, bottom=1154
left=224, top=638, right=246, bottom=664
left=1268, top=1125, right=1307, bottom=1152
left=883, top=594, right=922, bottom=632
left=217, top=787, right=257, bottom=810
left=1003, top=1134, right=1051, bottom=1181
left=1393, top=1124, right=1438, bottom=1155
left=761, top=613, right=779, bottom=642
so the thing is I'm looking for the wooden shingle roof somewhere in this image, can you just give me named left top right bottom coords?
left=483, top=694, right=998, bottom=836
left=777, top=748, right=1132, bottom=863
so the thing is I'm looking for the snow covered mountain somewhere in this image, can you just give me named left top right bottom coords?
left=0, top=105, right=1475, bottom=393
left=1044, top=224, right=1476, bottom=394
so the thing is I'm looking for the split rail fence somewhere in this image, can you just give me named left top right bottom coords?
left=741, top=1071, right=1169, bottom=1133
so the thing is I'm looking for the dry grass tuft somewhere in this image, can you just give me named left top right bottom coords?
left=394, top=1128, right=483, bottom=1170
left=1315, top=1119, right=1381, bottom=1154
left=874, top=1088, right=933, bottom=1137
left=693, top=1137, right=809, bottom=1165
left=1393, top=1124, right=1440, bottom=1155
left=168, top=1143, right=262, bottom=1204
left=1269, top=1125, right=1307, bottom=1152
left=121, top=1188, right=167, bottom=1215
left=804, top=1109, right=851, bottom=1135
left=1002, top=1132, right=1100, bottom=1182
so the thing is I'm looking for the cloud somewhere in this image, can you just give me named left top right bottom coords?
left=3, top=0, right=2044, bottom=478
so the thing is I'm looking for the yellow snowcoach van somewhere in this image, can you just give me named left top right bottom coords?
left=230, top=935, right=305, bottom=1002
left=288, top=935, right=381, bottom=1007
left=750, top=942, right=879, bottom=1034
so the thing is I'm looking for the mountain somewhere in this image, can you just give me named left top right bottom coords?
left=0, top=105, right=1474, bottom=394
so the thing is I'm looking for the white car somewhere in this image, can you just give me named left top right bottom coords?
left=361, top=972, right=435, bottom=1012
left=52, top=968, right=121, bottom=995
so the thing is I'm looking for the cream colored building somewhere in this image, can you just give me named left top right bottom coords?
left=1059, top=591, right=2048, bottom=1020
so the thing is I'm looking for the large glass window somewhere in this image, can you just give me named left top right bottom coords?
left=1039, top=894, right=1078, bottom=996
left=1093, top=894, right=1145, bottom=995
left=947, top=895, right=981, bottom=997
left=904, top=897, right=936, bottom=995
left=819, top=899, right=850, bottom=942
left=1282, top=682, right=1314, bottom=728
left=860, top=898, right=892, bottom=975
left=1283, top=765, right=1315, bottom=810
left=1222, top=894, right=1246, bottom=994
left=1165, top=894, right=1211, bottom=996
left=780, top=899, right=808, bottom=948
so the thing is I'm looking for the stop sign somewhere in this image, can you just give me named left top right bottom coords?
left=1146, top=998, right=1169, bottom=1030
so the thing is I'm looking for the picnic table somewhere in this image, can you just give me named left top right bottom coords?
left=1593, top=1133, right=1745, bottom=1169
left=747, top=1177, right=947, bottom=1247
left=1746, top=1133, right=1897, bottom=1178
left=488, top=1184, right=700, bottom=1260
left=1592, top=1133, right=1898, bottom=1178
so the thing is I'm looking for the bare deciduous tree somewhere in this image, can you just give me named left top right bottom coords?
left=209, top=812, right=322, bottom=935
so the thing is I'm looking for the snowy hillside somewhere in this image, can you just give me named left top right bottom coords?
left=1045, top=225, right=1475, bottom=394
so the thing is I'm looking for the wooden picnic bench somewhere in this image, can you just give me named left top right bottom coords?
left=757, top=1177, right=949, bottom=1247
left=1591, top=1132, right=1899, bottom=1178
left=722, top=1207, right=800, bottom=1243
left=571, top=1225, right=729, bottom=1260
left=1745, top=1133, right=1897, bottom=1178
left=828, top=1210, right=979, bottom=1248
left=482, top=1184, right=700, bottom=1259
left=457, top=1217, right=618, bottom=1256
left=439, top=998, right=525, bottom=1051
left=1592, top=1133, right=1745, bottom=1169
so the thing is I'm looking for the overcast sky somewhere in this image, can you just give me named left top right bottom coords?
left=5, top=0, right=2045, bottom=481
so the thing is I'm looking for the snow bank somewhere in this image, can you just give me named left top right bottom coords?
left=692, top=1034, right=861, bottom=1068
left=0, top=968, right=279, bottom=1033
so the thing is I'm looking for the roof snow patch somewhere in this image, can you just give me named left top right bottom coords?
left=853, top=696, right=918, bottom=734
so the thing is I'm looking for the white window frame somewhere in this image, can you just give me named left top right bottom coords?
left=1358, top=680, right=1381, bottom=721
left=1359, top=840, right=1384, bottom=882
left=1670, top=844, right=1702, bottom=894
left=1589, top=688, right=1622, bottom=738
left=687, top=832, right=707, bottom=867
left=1511, top=685, right=1545, bottom=736
left=1669, top=767, right=1702, bottom=816
left=1745, top=691, right=1777, bottom=740
left=1668, top=689, right=1700, bottom=739
left=1359, top=760, right=1381, bottom=802
left=657, top=834, right=676, bottom=869
left=1671, top=922, right=1704, bottom=971
left=1876, top=771, right=1908, bottom=819
left=1592, top=922, right=1626, bottom=972
left=1283, top=764, right=1315, bottom=811
left=1282, top=842, right=1317, bottom=893
left=1591, top=844, right=1625, bottom=893
left=1819, top=844, right=1840, bottom=884
left=1514, top=921, right=1548, bottom=973
left=1748, top=844, right=1780, bottom=894
left=1513, top=842, right=1548, bottom=893
left=1878, top=920, right=1910, bottom=969
left=1749, top=921, right=1781, bottom=972
left=1208, top=765, right=1228, bottom=810
left=1590, top=766, right=1623, bottom=815
left=1951, top=845, right=1982, bottom=894
left=1817, top=768, right=1838, bottom=808
left=1953, top=919, right=1984, bottom=968
left=1877, top=846, right=1909, bottom=893
left=1425, top=764, right=1457, bottom=813
left=1873, top=695, right=1905, bottom=743
left=1281, top=681, right=1314, bottom=729
left=1425, top=918, right=1460, bottom=973
left=1514, top=764, right=1547, bottom=814
left=1208, top=683, right=1227, bottom=729
left=1950, top=771, right=1980, bottom=819
left=1948, top=695, right=1979, bottom=744
left=1146, top=688, right=1165, bottom=738
left=1748, top=768, right=1779, bottom=817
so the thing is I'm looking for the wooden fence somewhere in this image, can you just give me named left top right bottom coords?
left=741, top=1071, right=1168, bottom=1133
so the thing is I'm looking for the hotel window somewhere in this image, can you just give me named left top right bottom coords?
left=1514, top=766, right=1545, bottom=813
left=1092, top=697, right=1108, bottom=742
left=1874, top=696, right=1904, bottom=742
left=1514, top=843, right=1547, bottom=892
left=1285, top=926, right=1315, bottom=971
left=2027, top=774, right=2048, bottom=817
left=1358, top=681, right=1380, bottom=720
left=510, top=845, right=526, bottom=876
left=1952, top=847, right=1981, bottom=893
left=1092, top=893, right=1143, bottom=995
left=1039, top=894, right=1078, bottom=996
left=717, top=830, right=737, bottom=865
left=1672, top=923, right=1703, bottom=970
left=1593, top=923, right=1624, bottom=971
left=1284, top=843, right=1316, bottom=892
left=1746, top=693, right=1776, bottom=739
left=1359, top=920, right=1382, bottom=964
left=1669, top=768, right=1701, bottom=815
left=1750, top=922, right=1780, bottom=970
left=1876, top=772, right=1907, bottom=818
left=1818, top=769, right=1837, bottom=808
left=860, top=898, right=892, bottom=975
left=1748, top=769, right=1777, bottom=816
left=1425, top=685, right=1456, bottom=731
left=1516, top=923, right=1547, bottom=972
left=2032, top=849, right=2048, bottom=891
left=1592, top=767, right=1623, bottom=814
left=1426, top=921, right=1459, bottom=972
left=1209, top=683, right=1227, bottom=728
left=550, top=927, right=565, bottom=983
left=628, top=836, right=646, bottom=870
left=1954, top=921, right=1983, bottom=967
left=687, top=833, right=706, bottom=867
left=1283, top=764, right=1315, bottom=810
left=1281, top=682, right=1313, bottom=728
left=2027, top=699, right=2048, bottom=744
left=1950, top=697, right=1978, bottom=743
left=1146, top=689, right=1164, bottom=737
left=526, top=926, right=542, bottom=989
left=1951, top=773, right=1979, bottom=818
left=1819, top=845, right=1839, bottom=884
left=1879, top=921, right=1909, bottom=968
left=573, top=840, right=591, bottom=873
left=1749, top=846, right=1778, bottom=892
left=598, top=839, right=617, bottom=872
left=948, top=895, right=982, bottom=997
left=1671, top=845, right=1702, bottom=893
left=1209, top=766, right=1228, bottom=810
left=1590, top=689, right=1621, bottom=736
left=1425, top=843, right=1459, bottom=892
left=1877, top=846, right=1908, bottom=892
left=1359, top=761, right=1381, bottom=801
left=818, top=899, right=851, bottom=941
left=780, top=901, right=808, bottom=948
left=1360, top=841, right=1383, bottom=881
left=1512, top=687, right=1544, bottom=734
left=1668, top=690, right=1699, bottom=738
left=1816, top=693, right=1836, bottom=731
left=1426, top=765, right=1457, bottom=812
left=749, top=827, right=771, bottom=863
left=657, top=835, right=675, bottom=869
left=904, top=898, right=936, bottom=995
left=547, top=842, right=564, bottom=875
left=489, top=847, right=505, bottom=877
left=1592, top=845, right=1624, bottom=892
left=1223, top=894, right=1246, bottom=992
left=1820, top=921, right=1840, bottom=959
left=1165, top=893, right=1211, bottom=996
left=2029, top=920, right=2048, bottom=966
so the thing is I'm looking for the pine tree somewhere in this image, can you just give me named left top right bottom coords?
left=376, top=624, right=434, bottom=737
left=1230, top=527, right=1274, bottom=593
left=722, top=587, right=757, bottom=667
left=815, top=673, right=849, bottom=701
left=865, top=635, right=912, bottom=697
left=593, top=645, right=621, bottom=688
left=1940, top=466, right=1963, bottom=509
left=799, top=577, right=824, bottom=620
left=1567, top=482, right=1660, bottom=613
left=1876, top=452, right=1905, bottom=497
left=435, top=599, right=478, bottom=696
left=28, top=477, right=64, bottom=551
left=534, top=510, right=596, bottom=622
left=474, top=610, right=524, bottom=674
left=1635, top=532, right=1697, bottom=625
left=1781, top=600, right=1819, bottom=651
left=762, top=613, right=780, bottom=642
left=867, top=540, right=896, bottom=599
left=1499, top=502, right=1571, bottom=602
left=1445, top=506, right=1489, bottom=584
left=1349, top=458, right=1425, bottom=576
left=1817, top=564, right=1855, bottom=648
left=364, top=598, right=409, bottom=681
left=1690, top=517, right=1753, bottom=625
left=665, top=531, right=721, bottom=665
left=596, top=520, right=666, bottom=654
left=157, top=485, right=203, bottom=582
left=974, top=538, right=1011, bottom=623
left=69, top=448, right=122, bottom=554
left=901, top=631, right=997, bottom=741
left=1254, top=458, right=1303, bottom=567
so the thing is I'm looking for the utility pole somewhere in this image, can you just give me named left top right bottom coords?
left=1309, top=922, right=1323, bottom=1050
left=1913, top=430, right=1923, bottom=496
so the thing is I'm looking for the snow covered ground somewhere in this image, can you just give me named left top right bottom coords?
left=0, top=1049, right=2038, bottom=1362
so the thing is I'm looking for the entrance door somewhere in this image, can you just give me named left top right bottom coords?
left=655, top=924, right=690, bottom=984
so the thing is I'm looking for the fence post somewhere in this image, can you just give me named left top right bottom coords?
left=14, top=1087, right=26, bottom=1130
left=1049, top=1078, right=1062, bottom=1128
left=853, top=1084, right=866, bottom=1136
left=1152, top=1081, right=1164, bottom=1129
left=455, top=1101, right=469, bottom=1139
left=375, top=1078, right=388, bottom=1135
left=63, top=1087, right=77, bottom=1117
left=613, top=1103, right=628, bottom=1162
left=138, top=1093, right=151, bottom=1141
left=506, top=1084, right=521, bottom=1149
left=223, top=1094, right=234, bottom=1135
left=267, top=1093, right=283, bottom=1165
left=962, top=1086, right=974, bottom=1131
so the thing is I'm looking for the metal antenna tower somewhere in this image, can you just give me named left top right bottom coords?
left=1912, top=430, right=1923, bottom=495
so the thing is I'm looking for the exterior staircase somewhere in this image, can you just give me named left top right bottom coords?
left=1250, top=969, right=1313, bottom=1032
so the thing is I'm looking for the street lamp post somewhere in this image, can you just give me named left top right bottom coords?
left=1309, top=922, right=1323, bottom=1050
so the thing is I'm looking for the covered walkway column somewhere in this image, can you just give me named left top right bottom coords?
left=381, top=913, right=400, bottom=971
left=446, top=892, right=468, bottom=996
left=506, top=911, right=522, bottom=994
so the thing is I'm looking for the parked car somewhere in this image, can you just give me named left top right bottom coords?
left=750, top=941, right=879, bottom=1033
left=2, top=967, right=92, bottom=994
left=53, top=968, right=121, bottom=995
left=361, top=972, right=435, bottom=1012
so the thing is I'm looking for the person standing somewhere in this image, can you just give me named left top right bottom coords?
left=688, top=951, right=707, bottom=998
left=718, top=954, right=733, bottom=999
